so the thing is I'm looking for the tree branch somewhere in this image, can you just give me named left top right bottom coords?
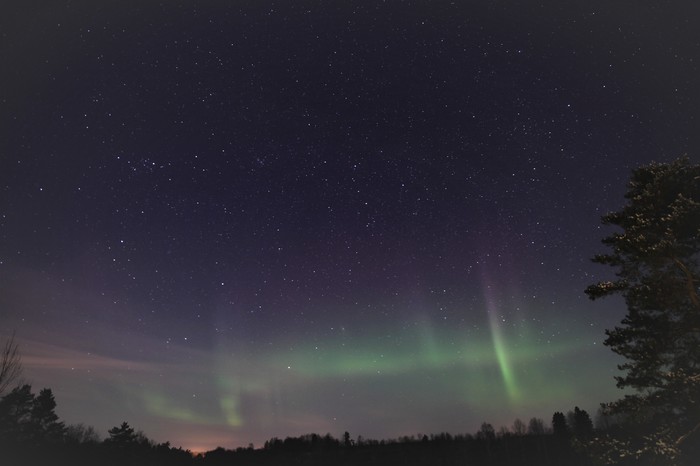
left=672, top=257, right=700, bottom=310
left=0, top=333, right=22, bottom=395
left=676, top=421, right=700, bottom=448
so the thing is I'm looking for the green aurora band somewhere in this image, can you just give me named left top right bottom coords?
left=134, top=315, right=606, bottom=436
left=487, top=310, right=520, bottom=402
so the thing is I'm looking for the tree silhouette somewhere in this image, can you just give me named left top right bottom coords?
left=586, top=157, right=700, bottom=461
left=0, top=334, right=22, bottom=396
left=551, top=412, right=568, bottom=438
left=476, top=422, right=496, bottom=441
left=65, top=423, right=101, bottom=444
left=31, top=388, right=65, bottom=441
left=0, top=384, right=63, bottom=445
left=107, top=421, right=138, bottom=445
left=0, top=384, right=33, bottom=442
left=511, top=418, right=526, bottom=436
left=571, top=407, right=593, bottom=440
left=527, top=417, right=546, bottom=435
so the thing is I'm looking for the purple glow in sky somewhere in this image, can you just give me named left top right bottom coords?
left=1, top=0, right=698, bottom=452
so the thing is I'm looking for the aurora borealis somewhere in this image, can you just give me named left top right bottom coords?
left=1, top=0, right=698, bottom=453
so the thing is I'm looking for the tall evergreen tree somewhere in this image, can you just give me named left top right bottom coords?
left=551, top=412, right=569, bottom=438
left=0, top=385, right=65, bottom=444
left=30, top=388, right=65, bottom=441
left=107, top=421, right=138, bottom=445
left=0, top=384, right=33, bottom=442
left=586, top=157, right=700, bottom=462
left=571, top=407, right=594, bottom=439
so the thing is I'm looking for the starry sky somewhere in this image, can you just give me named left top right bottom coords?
left=1, top=0, right=699, bottom=453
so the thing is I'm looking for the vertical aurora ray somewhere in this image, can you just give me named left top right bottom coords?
left=487, top=308, right=520, bottom=401
left=481, top=278, right=520, bottom=402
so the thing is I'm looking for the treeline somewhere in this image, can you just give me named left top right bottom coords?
left=1, top=383, right=605, bottom=466
left=0, top=384, right=191, bottom=466
left=247, top=424, right=593, bottom=466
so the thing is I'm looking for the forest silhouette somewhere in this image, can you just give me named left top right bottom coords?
left=0, top=382, right=599, bottom=466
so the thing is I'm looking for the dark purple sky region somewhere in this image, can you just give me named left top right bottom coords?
left=1, top=0, right=698, bottom=452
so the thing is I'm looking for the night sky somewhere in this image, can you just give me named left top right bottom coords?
left=1, top=0, right=699, bottom=452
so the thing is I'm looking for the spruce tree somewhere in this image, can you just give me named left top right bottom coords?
left=586, top=157, right=700, bottom=461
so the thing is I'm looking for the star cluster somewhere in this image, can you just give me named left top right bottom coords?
left=1, top=0, right=698, bottom=452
